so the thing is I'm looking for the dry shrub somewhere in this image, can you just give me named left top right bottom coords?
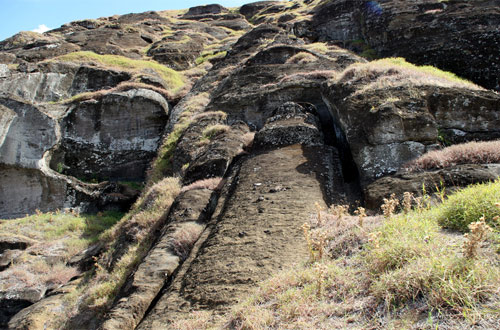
left=168, top=222, right=204, bottom=260
left=183, top=92, right=210, bottom=114
left=463, top=217, right=493, bottom=259
left=308, top=204, right=382, bottom=259
left=381, top=193, right=399, bottom=218
left=403, top=140, right=500, bottom=172
left=43, top=263, right=79, bottom=285
left=180, top=177, right=224, bottom=193
left=286, top=52, right=317, bottom=64
left=169, top=311, right=215, bottom=330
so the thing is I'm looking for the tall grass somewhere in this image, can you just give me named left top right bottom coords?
left=435, top=179, right=500, bottom=232
left=202, top=183, right=500, bottom=329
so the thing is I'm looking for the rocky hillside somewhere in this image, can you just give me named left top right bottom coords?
left=0, top=0, right=499, bottom=329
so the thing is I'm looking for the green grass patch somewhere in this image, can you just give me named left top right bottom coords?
left=373, top=57, right=476, bottom=86
left=149, top=93, right=210, bottom=182
left=0, top=210, right=123, bottom=243
left=435, top=180, right=500, bottom=232
left=206, top=183, right=500, bottom=329
left=149, top=119, right=191, bottom=182
left=195, top=50, right=227, bottom=65
left=54, top=51, right=185, bottom=92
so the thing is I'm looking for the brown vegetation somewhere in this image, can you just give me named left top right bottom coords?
left=404, top=140, right=500, bottom=172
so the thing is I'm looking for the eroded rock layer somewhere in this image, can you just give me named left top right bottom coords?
left=1, top=0, right=500, bottom=328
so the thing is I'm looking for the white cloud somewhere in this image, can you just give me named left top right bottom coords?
left=32, top=24, right=51, bottom=34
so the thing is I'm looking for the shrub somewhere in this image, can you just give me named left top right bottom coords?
left=435, top=180, right=500, bottom=232
left=403, top=140, right=500, bottom=172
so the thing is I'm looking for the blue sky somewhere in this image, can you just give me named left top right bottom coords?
left=0, top=0, right=258, bottom=41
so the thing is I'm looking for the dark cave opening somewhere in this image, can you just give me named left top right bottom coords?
left=300, top=101, right=360, bottom=184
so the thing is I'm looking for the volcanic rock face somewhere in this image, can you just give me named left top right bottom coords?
left=1, top=0, right=500, bottom=328
left=307, top=0, right=500, bottom=91
left=54, top=89, right=169, bottom=182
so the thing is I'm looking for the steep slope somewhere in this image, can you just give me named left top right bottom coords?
left=0, top=1, right=499, bottom=329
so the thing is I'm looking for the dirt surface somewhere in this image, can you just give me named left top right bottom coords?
left=138, top=144, right=334, bottom=328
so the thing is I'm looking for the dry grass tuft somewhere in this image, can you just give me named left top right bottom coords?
left=53, top=51, right=185, bottom=92
left=180, top=177, right=224, bottom=193
left=207, top=183, right=500, bottom=329
left=285, top=52, right=317, bottom=64
left=64, top=81, right=175, bottom=104
left=85, top=177, right=181, bottom=309
left=403, top=140, right=500, bottom=172
left=168, top=222, right=204, bottom=260
left=336, top=57, right=483, bottom=94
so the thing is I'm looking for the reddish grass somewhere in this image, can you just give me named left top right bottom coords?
left=403, top=140, right=500, bottom=172
left=180, top=177, right=224, bottom=193
left=168, top=222, right=204, bottom=260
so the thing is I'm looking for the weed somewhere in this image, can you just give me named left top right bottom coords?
left=302, top=222, right=314, bottom=261
left=381, top=193, right=399, bottom=218
left=402, top=192, right=413, bottom=213
left=463, top=217, right=493, bottom=259
left=313, top=263, right=327, bottom=298
left=354, top=206, right=366, bottom=227
left=329, top=204, right=348, bottom=220
left=311, top=230, right=328, bottom=262
left=314, top=202, right=325, bottom=225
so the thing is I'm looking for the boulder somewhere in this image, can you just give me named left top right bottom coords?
left=239, top=1, right=282, bottom=20
left=184, top=4, right=228, bottom=17
left=364, top=164, right=500, bottom=210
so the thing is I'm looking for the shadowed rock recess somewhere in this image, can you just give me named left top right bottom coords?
left=0, top=0, right=499, bottom=328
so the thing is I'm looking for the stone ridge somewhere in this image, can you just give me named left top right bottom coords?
left=0, top=0, right=499, bottom=328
